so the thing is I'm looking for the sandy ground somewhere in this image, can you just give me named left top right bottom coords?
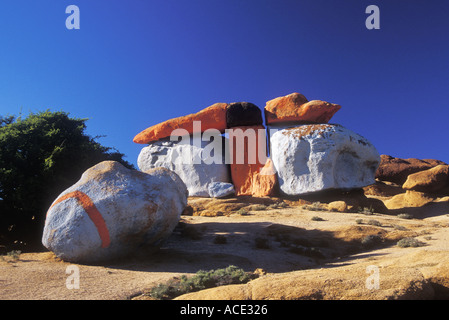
left=1, top=201, right=448, bottom=300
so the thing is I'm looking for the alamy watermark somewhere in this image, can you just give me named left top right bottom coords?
left=66, top=265, right=80, bottom=290
left=169, top=122, right=269, bottom=166
left=66, top=5, right=80, bottom=30
left=365, top=265, right=380, bottom=290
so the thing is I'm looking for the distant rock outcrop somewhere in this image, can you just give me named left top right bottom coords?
left=375, top=155, right=447, bottom=185
left=42, top=161, right=187, bottom=263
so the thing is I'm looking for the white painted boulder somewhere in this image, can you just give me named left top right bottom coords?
left=42, top=161, right=188, bottom=263
left=270, top=124, right=380, bottom=196
left=208, top=182, right=235, bottom=198
left=137, top=135, right=231, bottom=197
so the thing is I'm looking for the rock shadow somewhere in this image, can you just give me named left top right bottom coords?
left=102, top=221, right=376, bottom=274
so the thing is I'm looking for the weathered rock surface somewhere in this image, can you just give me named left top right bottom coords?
left=402, top=165, right=449, bottom=193
left=376, top=155, right=447, bottom=185
left=270, top=124, right=380, bottom=196
left=137, top=135, right=231, bottom=197
left=42, top=161, right=188, bottom=264
left=226, top=102, right=263, bottom=128
left=228, top=125, right=267, bottom=196
left=133, top=103, right=228, bottom=144
left=384, top=190, right=437, bottom=210
left=264, top=92, right=341, bottom=125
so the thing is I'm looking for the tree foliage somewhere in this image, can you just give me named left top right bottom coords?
left=0, top=110, right=133, bottom=251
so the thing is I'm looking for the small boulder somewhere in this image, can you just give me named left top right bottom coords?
left=264, top=93, right=341, bottom=125
left=208, top=182, right=235, bottom=198
left=42, top=161, right=188, bottom=263
left=402, top=165, right=449, bottom=193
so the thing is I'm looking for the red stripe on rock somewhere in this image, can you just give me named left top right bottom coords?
left=48, top=191, right=111, bottom=248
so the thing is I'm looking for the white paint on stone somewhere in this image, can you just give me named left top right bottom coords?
left=270, top=124, right=380, bottom=195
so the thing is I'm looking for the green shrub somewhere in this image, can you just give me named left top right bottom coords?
left=0, top=111, right=133, bottom=252
left=358, top=206, right=375, bottom=215
left=236, top=208, right=249, bottom=216
left=397, top=237, right=425, bottom=248
left=361, top=235, right=383, bottom=248
left=148, top=266, right=257, bottom=300
left=304, top=202, right=326, bottom=211
left=366, top=219, right=382, bottom=227
left=249, top=204, right=268, bottom=211
left=397, top=213, right=413, bottom=220
left=311, top=216, right=325, bottom=221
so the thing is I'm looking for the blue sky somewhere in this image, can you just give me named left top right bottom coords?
left=0, top=0, right=448, bottom=167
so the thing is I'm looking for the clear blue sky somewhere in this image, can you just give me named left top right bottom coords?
left=0, top=0, right=448, bottom=167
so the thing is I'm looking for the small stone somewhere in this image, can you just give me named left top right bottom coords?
left=208, top=182, right=235, bottom=198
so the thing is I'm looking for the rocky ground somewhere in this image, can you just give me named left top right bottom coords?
left=1, top=183, right=448, bottom=300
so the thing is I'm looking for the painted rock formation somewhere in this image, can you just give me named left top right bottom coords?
left=42, top=161, right=188, bottom=263
left=137, top=135, right=231, bottom=197
left=228, top=125, right=267, bottom=196
left=264, top=92, right=341, bottom=125
left=133, top=103, right=228, bottom=144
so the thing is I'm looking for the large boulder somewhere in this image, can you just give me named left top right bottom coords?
left=133, top=103, right=228, bottom=144
left=42, top=161, right=188, bottom=263
left=264, top=92, right=341, bottom=125
left=376, top=155, right=447, bottom=185
left=137, top=135, right=231, bottom=197
left=270, top=124, right=380, bottom=196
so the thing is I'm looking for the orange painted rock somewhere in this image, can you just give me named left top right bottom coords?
left=264, top=92, right=341, bottom=125
left=133, top=103, right=228, bottom=144
left=228, top=125, right=267, bottom=196
left=252, top=158, right=279, bottom=197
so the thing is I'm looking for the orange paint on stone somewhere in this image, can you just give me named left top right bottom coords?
left=252, top=158, right=279, bottom=197
left=133, top=103, right=228, bottom=144
left=228, top=125, right=266, bottom=196
left=264, top=93, right=341, bottom=125
left=49, top=191, right=111, bottom=248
